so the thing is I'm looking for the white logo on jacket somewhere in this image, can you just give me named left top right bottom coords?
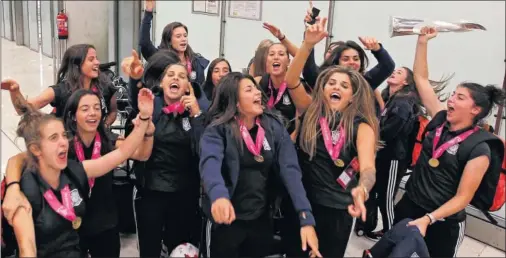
left=71, top=189, right=83, bottom=207
left=263, top=138, right=271, bottom=151
left=411, top=252, right=419, bottom=258
left=182, top=117, right=191, bottom=131
left=447, top=144, right=459, bottom=155
left=282, top=94, right=291, bottom=105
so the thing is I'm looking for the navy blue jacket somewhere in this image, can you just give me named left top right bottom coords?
left=139, top=11, right=210, bottom=88
left=199, top=114, right=316, bottom=226
left=364, top=218, right=430, bottom=258
left=302, top=44, right=395, bottom=90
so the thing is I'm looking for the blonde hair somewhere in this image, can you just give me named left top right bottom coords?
left=299, top=66, right=380, bottom=159
left=252, top=39, right=274, bottom=77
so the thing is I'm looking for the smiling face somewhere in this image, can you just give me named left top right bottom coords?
left=75, top=94, right=102, bottom=134
left=212, top=61, right=230, bottom=86
left=33, top=120, right=70, bottom=171
left=237, top=78, right=263, bottom=118
left=387, top=67, right=410, bottom=93
left=171, top=26, right=188, bottom=53
left=323, top=72, right=354, bottom=112
left=265, top=44, right=290, bottom=76
left=81, top=48, right=100, bottom=79
left=446, top=86, right=481, bottom=125
left=161, top=64, right=190, bottom=101
left=338, top=48, right=361, bottom=72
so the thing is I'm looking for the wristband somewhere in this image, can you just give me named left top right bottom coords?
left=425, top=213, right=436, bottom=225
left=6, top=181, right=20, bottom=190
left=139, top=116, right=151, bottom=121
left=278, top=34, right=286, bottom=41
left=144, top=133, right=154, bottom=138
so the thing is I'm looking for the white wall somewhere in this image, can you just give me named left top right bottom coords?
left=154, top=1, right=222, bottom=66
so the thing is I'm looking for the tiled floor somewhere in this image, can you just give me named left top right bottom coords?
left=2, top=38, right=505, bottom=257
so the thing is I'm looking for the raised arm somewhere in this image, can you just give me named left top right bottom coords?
left=139, top=0, right=159, bottom=60
left=413, top=27, right=443, bottom=117
left=105, top=92, right=118, bottom=127
left=1, top=80, right=55, bottom=115
left=83, top=89, right=153, bottom=178
left=285, top=18, right=329, bottom=113
left=262, top=22, right=299, bottom=57
left=359, top=37, right=396, bottom=89
left=116, top=119, right=154, bottom=161
left=2, top=152, right=32, bottom=225
left=122, top=50, right=145, bottom=113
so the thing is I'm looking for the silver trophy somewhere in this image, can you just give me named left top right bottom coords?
left=389, top=16, right=487, bottom=37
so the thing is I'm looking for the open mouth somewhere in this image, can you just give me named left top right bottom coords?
left=448, top=106, right=455, bottom=113
left=92, top=66, right=99, bottom=72
left=86, top=119, right=98, bottom=126
left=180, top=43, right=188, bottom=48
left=169, top=83, right=180, bottom=93
left=57, top=150, right=68, bottom=161
left=272, top=62, right=281, bottom=71
left=330, top=92, right=341, bottom=102
left=253, top=97, right=262, bottom=106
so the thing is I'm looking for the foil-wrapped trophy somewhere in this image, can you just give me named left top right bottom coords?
left=389, top=16, right=487, bottom=37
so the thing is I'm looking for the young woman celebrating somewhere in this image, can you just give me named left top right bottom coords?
left=0, top=88, right=154, bottom=258
left=202, top=58, right=232, bottom=101
left=2, top=89, right=155, bottom=257
left=1, top=44, right=118, bottom=127
left=139, top=0, right=209, bottom=86
left=364, top=67, right=451, bottom=241
left=123, top=49, right=205, bottom=257
left=395, top=27, right=505, bottom=257
left=200, top=72, right=321, bottom=257
left=247, top=39, right=274, bottom=77
left=281, top=18, right=379, bottom=258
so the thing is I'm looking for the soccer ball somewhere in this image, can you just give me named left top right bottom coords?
left=169, top=243, right=199, bottom=258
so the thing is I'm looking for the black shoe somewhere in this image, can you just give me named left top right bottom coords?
left=364, top=230, right=384, bottom=242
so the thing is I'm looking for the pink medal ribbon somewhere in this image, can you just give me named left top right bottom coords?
left=319, top=117, right=347, bottom=167
left=238, top=117, right=265, bottom=162
left=186, top=58, right=192, bottom=75
left=429, top=123, right=478, bottom=167
left=43, top=185, right=81, bottom=229
left=74, top=133, right=102, bottom=194
left=162, top=102, right=186, bottom=115
left=267, top=79, right=288, bottom=109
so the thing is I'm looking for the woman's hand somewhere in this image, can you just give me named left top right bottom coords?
left=418, top=26, right=438, bottom=43
left=211, top=198, right=236, bottom=224
left=145, top=0, right=155, bottom=12
left=304, top=17, right=328, bottom=47
left=137, top=88, right=154, bottom=119
left=1, top=79, right=20, bottom=92
left=2, top=185, right=32, bottom=225
left=300, top=225, right=322, bottom=257
left=304, top=0, right=320, bottom=25
left=358, top=36, right=381, bottom=52
left=408, top=216, right=431, bottom=237
left=348, top=185, right=367, bottom=222
left=262, top=22, right=284, bottom=40
left=121, top=50, right=144, bottom=80
left=180, top=83, right=201, bottom=116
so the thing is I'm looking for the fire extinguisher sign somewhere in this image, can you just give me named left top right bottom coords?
left=57, top=10, right=68, bottom=40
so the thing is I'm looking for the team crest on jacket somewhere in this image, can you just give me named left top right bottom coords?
left=332, top=130, right=340, bottom=145
left=447, top=144, right=459, bottom=155
left=263, top=138, right=271, bottom=151
left=182, top=117, right=191, bottom=131
left=282, top=94, right=291, bottom=105
left=71, top=189, right=83, bottom=207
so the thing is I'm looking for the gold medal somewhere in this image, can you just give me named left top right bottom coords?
left=254, top=155, right=264, bottom=163
left=334, top=159, right=345, bottom=167
left=428, top=158, right=439, bottom=168
left=72, top=217, right=82, bottom=230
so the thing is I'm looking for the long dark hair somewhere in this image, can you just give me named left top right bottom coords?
left=460, top=82, right=506, bottom=124
left=56, top=44, right=110, bottom=95
left=203, top=58, right=232, bottom=100
left=320, top=41, right=369, bottom=74
left=62, top=89, right=112, bottom=151
left=381, top=67, right=453, bottom=116
left=159, top=22, right=199, bottom=63
left=205, top=72, right=279, bottom=152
